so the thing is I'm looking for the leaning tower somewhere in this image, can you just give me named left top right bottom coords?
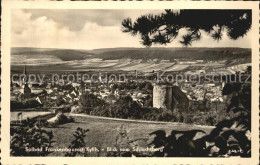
left=153, top=84, right=173, bottom=110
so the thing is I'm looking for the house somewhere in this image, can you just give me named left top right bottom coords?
left=71, top=90, right=78, bottom=97
left=63, top=97, right=72, bottom=103
left=35, top=96, right=46, bottom=104
left=46, top=89, right=53, bottom=94
left=136, top=99, right=144, bottom=107
left=66, top=94, right=72, bottom=100
left=72, top=83, right=81, bottom=88
left=196, top=60, right=204, bottom=63
left=50, top=96, right=57, bottom=100
left=31, top=89, right=43, bottom=94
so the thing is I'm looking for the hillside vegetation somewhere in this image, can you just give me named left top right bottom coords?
left=96, top=48, right=251, bottom=61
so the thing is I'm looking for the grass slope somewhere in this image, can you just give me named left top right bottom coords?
left=46, top=115, right=213, bottom=156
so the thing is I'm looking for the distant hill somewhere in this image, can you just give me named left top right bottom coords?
left=11, top=47, right=93, bottom=61
left=12, top=47, right=251, bottom=62
left=95, top=48, right=251, bottom=61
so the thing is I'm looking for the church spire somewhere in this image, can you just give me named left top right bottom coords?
left=23, top=65, right=28, bottom=84
left=23, top=65, right=27, bottom=75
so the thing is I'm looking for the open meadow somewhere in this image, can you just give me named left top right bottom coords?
left=45, top=114, right=213, bottom=156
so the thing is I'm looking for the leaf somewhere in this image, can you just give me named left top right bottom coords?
left=214, top=135, right=228, bottom=155
left=232, top=107, right=247, bottom=114
left=211, top=30, right=222, bottom=41
left=222, top=84, right=234, bottom=95
left=149, top=130, right=166, bottom=148
left=227, top=96, right=239, bottom=112
left=179, top=33, right=192, bottom=46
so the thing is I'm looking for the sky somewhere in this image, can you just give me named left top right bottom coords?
left=11, top=9, right=252, bottom=50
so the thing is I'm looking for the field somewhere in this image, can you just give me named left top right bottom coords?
left=11, top=58, right=232, bottom=73
left=45, top=114, right=213, bottom=156
left=11, top=47, right=251, bottom=73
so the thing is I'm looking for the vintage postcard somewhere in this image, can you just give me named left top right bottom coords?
left=1, top=1, right=259, bottom=164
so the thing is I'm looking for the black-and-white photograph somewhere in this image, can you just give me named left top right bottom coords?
left=9, top=8, right=253, bottom=158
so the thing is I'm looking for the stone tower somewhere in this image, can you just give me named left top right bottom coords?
left=153, top=84, right=173, bottom=110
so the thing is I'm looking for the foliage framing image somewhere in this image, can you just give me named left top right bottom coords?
left=122, top=10, right=251, bottom=47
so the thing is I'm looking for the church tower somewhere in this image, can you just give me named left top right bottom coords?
left=23, top=65, right=28, bottom=83
left=21, top=65, right=31, bottom=100
left=79, top=81, right=85, bottom=95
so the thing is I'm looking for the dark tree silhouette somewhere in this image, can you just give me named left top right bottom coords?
left=122, top=10, right=251, bottom=46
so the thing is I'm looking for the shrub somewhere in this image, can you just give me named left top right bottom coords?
left=206, top=116, right=215, bottom=126
left=47, top=112, right=74, bottom=126
left=157, top=110, right=176, bottom=122
left=11, top=99, right=42, bottom=110
left=57, top=106, right=71, bottom=113
left=79, top=93, right=107, bottom=113
left=10, top=119, right=54, bottom=156
left=71, top=105, right=81, bottom=113
left=65, top=127, right=89, bottom=157
left=11, top=101, right=24, bottom=110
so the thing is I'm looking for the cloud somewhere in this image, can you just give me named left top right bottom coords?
left=11, top=9, right=252, bottom=49
left=12, top=10, right=75, bottom=48
left=71, top=22, right=142, bottom=49
left=23, top=9, right=164, bottom=31
left=11, top=10, right=31, bottom=35
left=11, top=9, right=142, bottom=49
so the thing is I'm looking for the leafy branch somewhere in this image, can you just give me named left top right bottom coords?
left=122, top=10, right=251, bottom=47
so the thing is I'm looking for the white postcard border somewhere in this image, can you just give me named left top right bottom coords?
left=1, top=1, right=259, bottom=164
